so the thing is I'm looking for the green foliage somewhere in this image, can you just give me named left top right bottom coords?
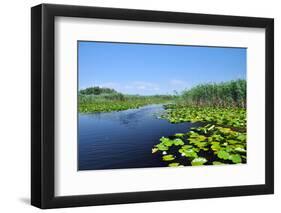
left=229, top=154, right=242, bottom=163
left=217, top=150, right=230, bottom=160
left=155, top=143, right=169, bottom=151
left=162, top=106, right=246, bottom=130
left=80, top=101, right=146, bottom=113
left=179, top=148, right=198, bottom=158
left=79, top=82, right=248, bottom=168
left=173, top=138, right=185, bottom=146
left=162, top=155, right=175, bottom=161
left=181, top=79, right=246, bottom=108
left=168, top=163, right=182, bottom=167
left=152, top=122, right=246, bottom=166
left=79, top=86, right=117, bottom=95
left=79, top=88, right=174, bottom=113
left=191, top=157, right=207, bottom=166
left=174, top=133, right=185, bottom=138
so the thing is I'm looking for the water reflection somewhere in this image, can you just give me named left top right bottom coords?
left=78, top=104, right=199, bottom=170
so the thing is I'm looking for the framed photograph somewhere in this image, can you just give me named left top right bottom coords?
left=31, top=3, right=274, bottom=209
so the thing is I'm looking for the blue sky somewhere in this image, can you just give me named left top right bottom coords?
left=78, top=41, right=246, bottom=95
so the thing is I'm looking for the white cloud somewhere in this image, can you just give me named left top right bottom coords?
left=131, top=81, right=160, bottom=91
left=94, top=81, right=160, bottom=95
left=83, top=80, right=190, bottom=95
left=168, top=79, right=191, bottom=93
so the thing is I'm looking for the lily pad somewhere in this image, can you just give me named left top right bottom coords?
left=229, top=154, right=242, bottom=163
left=162, top=155, right=175, bottom=161
left=174, top=133, right=185, bottom=138
left=213, top=161, right=224, bottom=165
left=211, top=143, right=221, bottom=152
left=227, top=139, right=239, bottom=144
left=181, top=145, right=193, bottom=149
left=156, top=143, right=169, bottom=151
left=179, top=149, right=198, bottom=159
left=234, top=147, right=246, bottom=153
left=173, top=138, right=184, bottom=146
left=217, top=150, right=230, bottom=160
left=168, top=163, right=181, bottom=167
left=237, top=134, right=246, bottom=142
left=191, top=157, right=207, bottom=166
left=160, top=137, right=174, bottom=147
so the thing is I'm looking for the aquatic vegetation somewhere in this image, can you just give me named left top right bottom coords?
left=162, top=105, right=246, bottom=130
left=79, top=83, right=247, bottom=168
left=79, top=89, right=174, bottom=113
left=168, top=163, right=182, bottom=167
left=153, top=111, right=247, bottom=167
left=79, top=101, right=150, bottom=113
left=180, top=79, right=246, bottom=108
left=162, top=154, right=176, bottom=161
left=191, top=157, right=208, bottom=166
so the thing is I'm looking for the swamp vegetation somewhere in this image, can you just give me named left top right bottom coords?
left=152, top=80, right=247, bottom=167
left=79, top=79, right=247, bottom=168
left=79, top=87, right=173, bottom=113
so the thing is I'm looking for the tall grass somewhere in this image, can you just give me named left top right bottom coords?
left=78, top=80, right=246, bottom=113
left=79, top=93, right=174, bottom=104
left=180, top=79, right=246, bottom=108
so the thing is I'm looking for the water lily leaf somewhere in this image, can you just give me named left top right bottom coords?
left=225, top=146, right=234, bottom=152
left=189, top=131, right=200, bottom=138
left=162, top=155, right=175, bottom=161
left=192, top=147, right=200, bottom=152
left=181, top=145, right=193, bottom=150
left=218, top=127, right=232, bottom=134
left=191, top=157, right=207, bottom=166
left=212, top=134, right=224, bottom=141
left=237, top=134, right=246, bottom=142
left=156, top=143, right=169, bottom=151
left=227, top=139, right=239, bottom=144
left=234, top=147, right=246, bottom=153
left=174, top=133, right=185, bottom=138
left=211, top=142, right=220, bottom=146
left=229, top=154, right=242, bottom=163
left=179, top=149, right=198, bottom=159
left=196, top=135, right=207, bottom=141
left=173, top=138, right=184, bottom=146
left=211, top=143, right=221, bottom=151
left=192, top=141, right=208, bottom=149
left=168, top=163, right=181, bottom=167
left=217, top=150, right=230, bottom=160
left=213, top=161, right=224, bottom=165
left=160, top=137, right=174, bottom=147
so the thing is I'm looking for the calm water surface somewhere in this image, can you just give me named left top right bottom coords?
left=78, top=104, right=199, bottom=170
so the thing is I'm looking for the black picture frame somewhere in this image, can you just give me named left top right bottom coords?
left=31, top=3, right=274, bottom=209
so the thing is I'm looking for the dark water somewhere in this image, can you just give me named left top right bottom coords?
left=78, top=104, right=199, bottom=171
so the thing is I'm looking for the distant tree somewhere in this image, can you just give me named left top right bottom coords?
left=79, top=86, right=117, bottom=95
